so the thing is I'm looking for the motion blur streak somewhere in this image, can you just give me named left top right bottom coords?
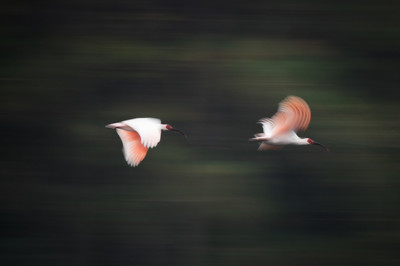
left=1, top=1, right=399, bottom=266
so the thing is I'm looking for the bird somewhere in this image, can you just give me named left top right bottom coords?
left=250, top=96, right=329, bottom=151
left=106, top=118, right=188, bottom=167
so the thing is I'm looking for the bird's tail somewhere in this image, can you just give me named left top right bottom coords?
left=105, top=123, right=132, bottom=131
left=249, top=133, right=269, bottom=142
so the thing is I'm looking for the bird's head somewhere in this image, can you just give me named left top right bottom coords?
left=307, top=138, right=329, bottom=151
left=166, top=124, right=188, bottom=139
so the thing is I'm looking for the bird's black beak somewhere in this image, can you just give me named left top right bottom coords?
left=313, top=141, right=329, bottom=152
left=170, top=127, right=189, bottom=139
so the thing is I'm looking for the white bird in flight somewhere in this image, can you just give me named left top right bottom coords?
left=250, top=96, right=329, bottom=151
left=106, top=118, right=188, bottom=167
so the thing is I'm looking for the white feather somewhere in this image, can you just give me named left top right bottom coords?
left=259, top=118, right=274, bottom=138
left=122, top=118, right=162, bottom=148
left=268, top=131, right=301, bottom=145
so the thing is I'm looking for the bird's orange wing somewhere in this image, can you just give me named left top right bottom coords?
left=116, top=129, right=148, bottom=167
left=271, top=96, right=311, bottom=136
left=258, top=143, right=283, bottom=151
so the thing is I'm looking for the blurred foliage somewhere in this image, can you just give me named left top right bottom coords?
left=1, top=0, right=400, bottom=265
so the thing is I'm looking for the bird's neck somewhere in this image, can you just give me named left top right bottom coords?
left=160, top=124, right=168, bottom=131
left=297, top=138, right=310, bottom=145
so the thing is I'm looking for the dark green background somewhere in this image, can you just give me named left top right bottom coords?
left=1, top=1, right=399, bottom=265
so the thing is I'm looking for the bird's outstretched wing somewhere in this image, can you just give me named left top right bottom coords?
left=121, top=118, right=162, bottom=148
left=260, top=96, right=311, bottom=138
left=116, top=129, right=148, bottom=167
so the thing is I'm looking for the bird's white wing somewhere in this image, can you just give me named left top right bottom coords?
left=270, top=96, right=311, bottom=137
left=122, top=118, right=162, bottom=148
left=257, top=118, right=274, bottom=138
left=116, top=129, right=148, bottom=167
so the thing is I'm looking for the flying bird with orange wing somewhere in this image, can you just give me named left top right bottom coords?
left=250, top=96, right=329, bottom=151
left=106, top=118, right=188, bottom=167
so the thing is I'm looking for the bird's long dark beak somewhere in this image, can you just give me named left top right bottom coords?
left=313, top=141, right=329, bottom=152
left=170, top=127, right=189, bottom=139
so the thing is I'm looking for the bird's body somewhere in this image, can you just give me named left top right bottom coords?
left=106, top=118, right=187, bottom=166
left=251, top=96, right=329, bottom=151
